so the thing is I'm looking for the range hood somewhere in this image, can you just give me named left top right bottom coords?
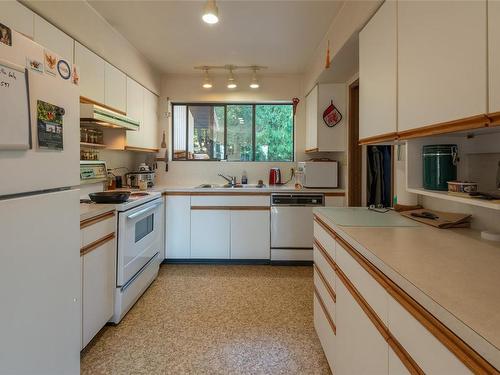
left=80, top=103, right=140, bottom=131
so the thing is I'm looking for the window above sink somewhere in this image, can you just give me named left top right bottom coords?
left=172, top=102, right=294, bottom=162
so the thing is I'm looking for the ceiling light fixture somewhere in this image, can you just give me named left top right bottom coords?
left=202, top=0, right=219, bottom=24
left=202, top=68, right=213, bottom=88
left=227, top=67, right=237, bottom=89
left=249, top=67, right=260, bottom=89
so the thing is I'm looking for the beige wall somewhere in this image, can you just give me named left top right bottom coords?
left=22, top=0, right=161, bottom=94
left=302, top=0, right=381, bottom=95
left=155, top=73, right=306, bottom=186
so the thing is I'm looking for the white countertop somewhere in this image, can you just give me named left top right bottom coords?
left=314, top=207, right=500, bottom=369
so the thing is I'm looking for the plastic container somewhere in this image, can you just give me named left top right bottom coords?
left=423, top=144, right=458, bottom=191
left=447, top=181, right=477, bottom=194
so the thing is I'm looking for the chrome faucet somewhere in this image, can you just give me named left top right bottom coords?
left=218, top=173, right=237, bottom=187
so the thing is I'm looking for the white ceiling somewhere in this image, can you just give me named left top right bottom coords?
left=88, top=0, right=344, bottom=75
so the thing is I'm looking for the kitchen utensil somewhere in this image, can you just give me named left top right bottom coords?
left=411, top=211, right=439, bottom=220
left=269, top=167, right=282, bottom=185
left=423, top=144, right=458, bottom=191
left=115, top=175, right=123, bottom=188
left=88, top=191, right=130, bottom=203
left=447, top=181, right=477, bottom=194
left=138, top=180, right=148, bottom=191
left=138, top=163, right=150, bottom=172
left=125, top=171, right=155, bottom=188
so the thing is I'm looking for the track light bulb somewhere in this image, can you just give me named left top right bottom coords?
left=202, top=0, right=219, bottom=24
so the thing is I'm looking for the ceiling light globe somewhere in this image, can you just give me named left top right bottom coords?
left=202, top=13, right=218, bottom=24
left=227, top=83, right=237, bottom=89
left=202, top=82, right=213, bottom=89
left=250, top=82, right=259, bottom=89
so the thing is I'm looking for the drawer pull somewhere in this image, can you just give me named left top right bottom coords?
left=314, top=263, right=336, bottom=303
left=80, top=210, right=115, bottom=229
left=314, top=286, right=336, bottom=335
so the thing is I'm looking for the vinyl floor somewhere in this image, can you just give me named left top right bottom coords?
left=81, top=264, right=331, bottom=375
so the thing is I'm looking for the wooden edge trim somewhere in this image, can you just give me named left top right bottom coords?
left=191, top=206, right=269, bottom=211
left=398, top=114, right=490, bottom=140
left=80, top=232, right=115, bottom=256
left=313, top=215, right=337, bottom=239
left=80, top=210, right=115, bottom=229
left=328, top=227, right=498, bottom=374
left=487, top=111, right=500, bottom=126
left=313, top=286, right=336, bottom=335
left=305, top=147, right=319, bottom=153
left=124, top=145, right=160, bottom=153
left=80, top=96, right=127, bottom=116
left=324, top=192, right=346, bottom=197
left=359, top=132, right=398, bottom=145
left=313, top=263, right=336, bottom=303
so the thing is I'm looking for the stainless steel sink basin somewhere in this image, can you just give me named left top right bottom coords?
left=195, top=183, right=266, bottom=189
left=195, top=184, right=221, bottom=188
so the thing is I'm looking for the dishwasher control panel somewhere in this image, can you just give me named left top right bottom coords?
left=271, top=193, right=325, bottom=206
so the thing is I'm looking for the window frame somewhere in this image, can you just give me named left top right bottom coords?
left=171, top=102, right=295, bottom=162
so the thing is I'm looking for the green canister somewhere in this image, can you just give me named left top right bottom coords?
left=422, top=144, right=458, bottom=191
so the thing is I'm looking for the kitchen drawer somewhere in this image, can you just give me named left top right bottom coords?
left=313, top=294, right=336, bottom=372
left=313, top=244, right=336, bottom=292
left=388, top=295, right=472, bottom=374
left=191, top=195, right=270, bottom=207
left=81, top=212, right=116, bottom=247
left=314, top=267, right=335, bottom=322
left=335, top=240, right=388, bottom=324
left=313, top=220, right=336, bottom=260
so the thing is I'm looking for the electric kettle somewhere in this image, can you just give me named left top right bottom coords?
left=269, top=167, right=282, bottom=185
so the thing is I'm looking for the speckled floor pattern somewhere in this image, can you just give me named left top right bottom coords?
left=81, top=264, right=331, bottom=375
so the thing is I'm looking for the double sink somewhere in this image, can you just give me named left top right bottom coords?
left=195, top=183, right=266, bottom=189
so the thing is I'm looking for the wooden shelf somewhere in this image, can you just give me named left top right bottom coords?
left=80, top=142, right=107, bottom=148
left=407, top=187, right=500, bottom=210
left=124, top=145, right=159, bottom=153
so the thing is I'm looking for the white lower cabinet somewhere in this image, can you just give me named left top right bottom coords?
left=314, top=294, right=336, bottom=372
left=82, top=238, right=116, bottom=348
left=387, top=296, right=472, bottom=375
left=191, top=210, right=230, bottom=259
left=388, top=348, right=410, bottom=375
left=165, top=196, right=191, bottom=259
left=335, top=275, right=389, bottom=375
left=230, top=210, right=270, bottom=259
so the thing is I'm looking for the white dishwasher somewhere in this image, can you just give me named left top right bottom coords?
left=270, top=193, right=325, bottom=263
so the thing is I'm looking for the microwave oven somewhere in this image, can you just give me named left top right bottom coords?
left=297, top=161, right=338, bottom=188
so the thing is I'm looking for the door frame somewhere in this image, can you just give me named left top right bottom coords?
left=348, top=80, right=362, bottom=206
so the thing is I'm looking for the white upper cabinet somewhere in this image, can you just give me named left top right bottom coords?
left=74, top=41, right=105, bottom=103
left=359, top=0, right=397, bottom=141
left=142, top=88, right=159, bottom=150
left=126, top=77, right=144, bottom=147
left=104, top=62, right=127, bottom=112
left=34, top=15, right=74, bottom=65
left=0, top=1, right=34, bottom=38
left=305, top=83, right=346, bottom=152
left=488, top=0, right=500, bottom=114
left=398, top=0, right=487, bottom=132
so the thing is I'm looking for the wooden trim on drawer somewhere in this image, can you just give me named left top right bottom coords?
left=313, top=238, right=336, bottom=272
left=319, top=219, right=498, bottom=374
left=191, top=206, right=270, bottom=211
left=80, top=96, right=126, bottom=116
left=359, top=132, right=398, bottom=145
left=80, top=232, right=115, bottom=256
left=163, top=191, right=271, bottom=196
left=324, top=192, right=345, bottom=197
left=305, top=147, right=319, bottom=153
left=314, top=215, right=337, bottom=239
left=124, top=145, right=160, bottom=153
left=80, top=210, right=115, bottom=229
left=314, top=286, right=336, bottom=335
left=398, top=114, right=490, bottom=140
left=313, top=263, right=336, bottom=303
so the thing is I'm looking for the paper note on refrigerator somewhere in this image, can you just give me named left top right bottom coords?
left=0, top=59, right=31, bottom=150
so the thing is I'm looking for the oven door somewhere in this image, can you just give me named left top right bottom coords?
left=117, top=198, right=163, bottom=286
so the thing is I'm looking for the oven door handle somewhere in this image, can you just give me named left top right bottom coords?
left=126, top=201, right=162, bottom=220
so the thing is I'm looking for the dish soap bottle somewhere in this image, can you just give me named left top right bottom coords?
left=241, top=170, right=248, bottom=185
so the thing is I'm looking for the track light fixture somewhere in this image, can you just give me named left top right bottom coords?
left=194, top=65, right=267, bottom=89
left=249, top=67, right=260, bottom=89
left=202, top=68, right=213, bottom=88
left=202, top=0, right=219, bottom=24
left=227, top=67, right=237, bottom=89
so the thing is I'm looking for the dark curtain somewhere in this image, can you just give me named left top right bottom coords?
left=367, top=146, right=392, bottom=207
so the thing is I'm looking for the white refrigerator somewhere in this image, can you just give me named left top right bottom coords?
left=0, top=30, right=80, bottom=374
